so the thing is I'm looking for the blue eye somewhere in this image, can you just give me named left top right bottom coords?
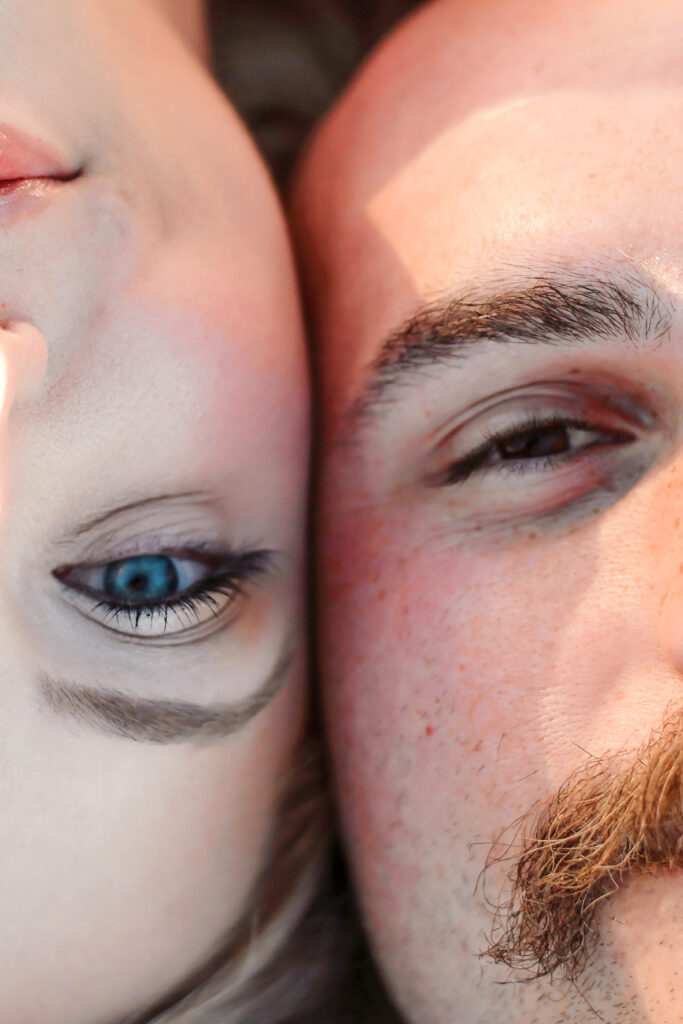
left=54, top=549, right=273, bottom=640
left=103, top=556, right=182, bottom=604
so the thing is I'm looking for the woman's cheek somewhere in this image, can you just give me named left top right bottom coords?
left=1, top=684, right=298, bottom=1023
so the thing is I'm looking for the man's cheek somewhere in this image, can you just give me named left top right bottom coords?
left=322, top=508, right=667, bottom=848
left=324, top=509, right=537, bottom=727
left=321, top=521, right=551, bottom=825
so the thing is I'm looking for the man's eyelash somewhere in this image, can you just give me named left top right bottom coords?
left=434, top=414, right=605, bottom=486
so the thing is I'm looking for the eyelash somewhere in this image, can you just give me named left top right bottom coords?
left=55, top=549, right=273, bottom=636
left=438, top=413, right=629, bottom=486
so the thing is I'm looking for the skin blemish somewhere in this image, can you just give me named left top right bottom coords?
left=425, top=725, right=435, bottom=737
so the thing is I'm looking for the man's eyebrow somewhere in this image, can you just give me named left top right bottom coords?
left=38, top=641, right=293, bottom=744
left=349, top=269, right=673, bottom=424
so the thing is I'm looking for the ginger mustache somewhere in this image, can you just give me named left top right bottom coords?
left=485, top=710, right=683, bottom=980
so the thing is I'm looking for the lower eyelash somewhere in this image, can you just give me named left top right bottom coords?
left=92, top=575, right=244, bottom=629
left=491, top=452, right=567, bottom=475
left=86, top=547, right=276, bottom=633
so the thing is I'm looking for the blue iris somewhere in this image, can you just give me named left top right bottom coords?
left=103, top=556, right=179, bottom=604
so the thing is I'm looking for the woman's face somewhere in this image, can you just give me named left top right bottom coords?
left=0, top=2, right=309, bottom=1022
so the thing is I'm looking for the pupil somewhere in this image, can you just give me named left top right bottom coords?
left=499, top=425, right=569, bottom=460
left=104, top=556, right=179, bottom=603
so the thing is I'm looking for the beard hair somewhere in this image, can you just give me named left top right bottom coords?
left=483, top=708, right=683, bottom=981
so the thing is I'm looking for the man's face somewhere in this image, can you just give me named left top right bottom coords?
left=1, top=2, right=309, bottom=1021
left=295, top=1, right=683, bottom=1020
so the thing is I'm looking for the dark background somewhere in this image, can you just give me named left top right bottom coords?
left=210, top=0, right=419, bottom=184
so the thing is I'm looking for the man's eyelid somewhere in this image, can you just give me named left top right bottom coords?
left=421, top=396, right=650, bottom=492
left=423, top=377, right=656, bottom=454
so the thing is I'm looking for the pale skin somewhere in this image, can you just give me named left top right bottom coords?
left=294, top=0, right=683, bottom=1021
left=1, top=1, right=309, bottom=1022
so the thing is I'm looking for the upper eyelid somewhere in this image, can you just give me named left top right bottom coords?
left=433, top=407, right=594, bottom=460
left=419, top=376, right=661, bottom=464
left=428, top=414, right=636, bottom=487
left=55, top=545, right=234, bottom=573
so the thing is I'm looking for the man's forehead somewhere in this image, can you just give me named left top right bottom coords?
left=300, top=87, right=683, bottom=428
left=297, top=0, right=683, bottom=225
left=294, top=0, right=683, bottom=427
left=366, top=92, right=683, bottom=296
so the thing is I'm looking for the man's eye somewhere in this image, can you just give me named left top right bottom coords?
left=53, top=550, right=271, bottom=640
left=438, top=415, right=635, bottom=486
left=487, top=419, right=609, bottom=464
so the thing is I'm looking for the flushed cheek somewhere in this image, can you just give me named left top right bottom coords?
left=324, top=508, right=558, bottom=757
left=321, top=504, right=667, bottom=904
left=322, top=521, right=545, bottom=855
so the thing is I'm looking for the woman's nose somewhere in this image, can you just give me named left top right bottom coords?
left=0, top=321, right=47, bottom=418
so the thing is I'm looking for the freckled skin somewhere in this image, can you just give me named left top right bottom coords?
left=294, top=0, right=683, bottom=1021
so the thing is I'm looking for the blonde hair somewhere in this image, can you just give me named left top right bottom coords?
left=123, top=739, right=346, bottom=1024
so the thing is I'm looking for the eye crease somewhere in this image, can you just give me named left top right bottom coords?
left=53, top=548, right=275, bottom=640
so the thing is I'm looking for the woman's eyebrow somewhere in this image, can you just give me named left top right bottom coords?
left=347, top=266, right=673, bottom=428
left=37, top=641, right=293, bottom=744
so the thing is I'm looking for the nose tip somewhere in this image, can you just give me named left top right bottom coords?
left=0, top=321, right=47, bottom=414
